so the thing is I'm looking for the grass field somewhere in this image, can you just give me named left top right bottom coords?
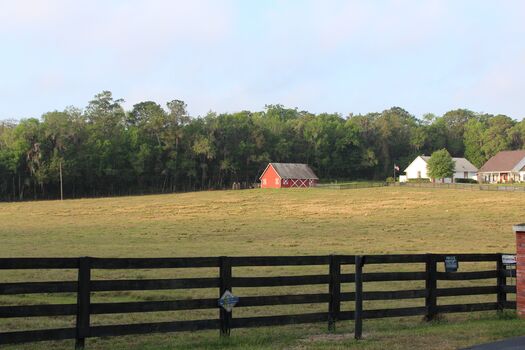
left=1, top=187, right=525, bottom=349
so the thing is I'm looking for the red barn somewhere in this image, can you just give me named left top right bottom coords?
left=259, top=163, right=319, bottom=188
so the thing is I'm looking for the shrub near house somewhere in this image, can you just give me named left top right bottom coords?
left=455, top=178, right=478, bottom=184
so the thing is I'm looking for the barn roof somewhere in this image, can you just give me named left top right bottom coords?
left=419, top=156, right=478, bottom=172
left=261, top=163, right=319, bottom=180
left=479, top=150, right=525, bottom=172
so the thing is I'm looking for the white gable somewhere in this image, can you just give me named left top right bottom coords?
left=404, top=156, right=429, bottom=179
left=513, top=156, right=525, bottom=172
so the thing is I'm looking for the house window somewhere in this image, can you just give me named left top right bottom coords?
left=262, top=179, right=267, bottom=185
left=417, top=171, right=421, bottom=178
left=275, top=178, right=279, bottom=185
left=464, top=172, right=468, bottom=178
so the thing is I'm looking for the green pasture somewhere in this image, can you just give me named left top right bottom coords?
left=1, top=187, right=524, bottom=349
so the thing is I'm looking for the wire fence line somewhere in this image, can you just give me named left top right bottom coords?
left=316, top=182, right=525, bottom=192
left=391, top=182, right=525, bottom=192
left=315, top=182, right=388, bottom=190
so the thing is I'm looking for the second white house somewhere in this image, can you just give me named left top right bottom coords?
left=400, top=155, right=478, bottom=183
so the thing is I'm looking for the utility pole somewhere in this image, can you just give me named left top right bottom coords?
left=393, top=166, right=396, bottom=182
left=59, top=160, right=63, bottom=201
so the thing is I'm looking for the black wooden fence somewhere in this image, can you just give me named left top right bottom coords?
left=0, top=253, right=517, bottom=348
left=393, top=182, right=525, bottom=192
left=316, top=182, right=388, bottom=190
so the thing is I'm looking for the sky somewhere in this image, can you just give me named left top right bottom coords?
left=1, top=0, right=524, bottom=120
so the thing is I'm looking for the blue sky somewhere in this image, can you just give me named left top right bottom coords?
left=1, top=0, right=524, bottom=120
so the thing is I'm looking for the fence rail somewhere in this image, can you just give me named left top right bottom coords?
left=316, top=181, right=525, bottom=192
left=316, top=182, right=388, bottom=190
left=392, top=182, right=525, bottom=192
left=0, top=253, right=516, bottom=348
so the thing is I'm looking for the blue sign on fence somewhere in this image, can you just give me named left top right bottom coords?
left=444, top=256, right=458, bottom=272
left=218, top=290, right=239, bottom=312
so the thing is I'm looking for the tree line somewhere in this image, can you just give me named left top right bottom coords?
left=0, top=90, right=524, bottom=200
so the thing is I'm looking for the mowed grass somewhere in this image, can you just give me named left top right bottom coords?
left=1, top=187, right=519, bottom=257
left=1, top=187, right=525, bottom=349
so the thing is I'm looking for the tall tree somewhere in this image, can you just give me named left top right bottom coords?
left=441, top=109, right=476, bottom=156
left=463, top=118, right=488, bottom=168
left=481, top=115, right=515, bottom=160
left=373, top=107, right=419, bottom=178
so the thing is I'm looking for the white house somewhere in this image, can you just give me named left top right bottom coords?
left=401, top=155, right=478, bottom=183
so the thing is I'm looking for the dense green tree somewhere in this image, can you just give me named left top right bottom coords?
left=0, top=121, right=19, bottom=200
left=509, top=119, right=525, bottom=150
left=481, top=115, right=515, bottom=159
left=346, top=114, right=379, bottom=178
left=1, top=91, right=525, bottom=201
left=423, top=117, right=447, bottom=154
left=372, top=107, right=420, bottom=177
left=441, top=109, right=476, bottom=156
left=427, top=149, right=455, bottom=181
left=463, top=118, right=487, bottom=168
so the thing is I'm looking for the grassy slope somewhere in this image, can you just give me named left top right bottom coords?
left=1, top=187, right=524, bottom=349
left=0, top=187, right=519, bottom=257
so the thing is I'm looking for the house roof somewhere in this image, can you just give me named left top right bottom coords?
left=479, top=150, right=525, bottom=172
left=260, top=163, right=319, bottom=180
left=413, top=155, right=478, bottom=172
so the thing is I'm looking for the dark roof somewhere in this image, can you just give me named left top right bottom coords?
left=479, top=150, right=525, bottom=172
left=261, top=163, right=319, bottom=180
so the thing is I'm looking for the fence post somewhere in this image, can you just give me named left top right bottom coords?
left=328, top=255, right=341, bottom=332
left=354, top=255, right=363, bottom=340
left=219, top=256, right=232, bottom=336
left=497, top=253, right=507, bottom=312
left=75, top=257, right=91, bottom=350
left=425, top=254, right=437, bottom=321
left=513, top=224, right=525, bottom=318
